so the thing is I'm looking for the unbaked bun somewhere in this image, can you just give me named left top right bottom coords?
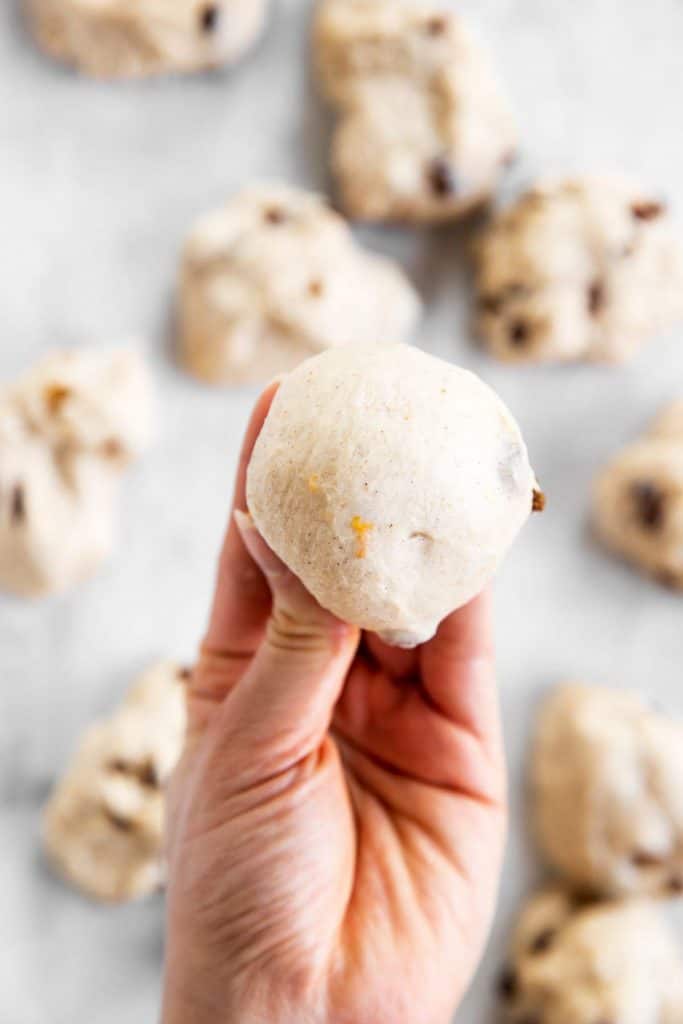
left=247, top=343, right=540, bottom=646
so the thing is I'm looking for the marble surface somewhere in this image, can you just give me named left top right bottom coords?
left=1, top=0, right=683, bottom=1021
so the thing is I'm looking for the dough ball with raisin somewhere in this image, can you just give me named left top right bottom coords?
left=474, top=176, right=683, bottom=363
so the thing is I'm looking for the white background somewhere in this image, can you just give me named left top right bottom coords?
left=1, top=0, right=682, bottom=1020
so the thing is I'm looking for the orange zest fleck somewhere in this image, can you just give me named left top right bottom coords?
left=308, top=473, right=320, bottom=493
left=44, top=383, right=71, bottom=414
left=351, top=515, right=374, bottom=559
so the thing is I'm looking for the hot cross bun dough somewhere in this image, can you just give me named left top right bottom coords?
left=246, top=343, right=541, bottom=647
left=43, top=661, right=188, bottom=903
left=24, top=0, right=268, bottom=79
left=532, top=684, right=683, bottom=899
left=474, top=176, right=683, bottom=363
left=178, top=184, right=421, bottom=385
left=313, top=0, right=517, bottom=224
left=594, top=401, right=683, bottom=587
left=0, top=348, right=154, bottom=597
left=497, top=888, right=683, bottom=1024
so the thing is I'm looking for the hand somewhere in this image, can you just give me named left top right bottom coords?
left=162, top=385, right=506, bottom=1024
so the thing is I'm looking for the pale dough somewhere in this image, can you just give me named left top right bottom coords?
left=498, top=887, right=683, bottom=1024
left=43, top=661, right=188, bottom=903
left=594, top=400, right=683, bottom=587
left=24, top=0, right=268, bottom=79
left=474, top=176, right=683, bottom=363
left=178, top=183, right=421, bottom=385
left=533, top=683, right=683, bottom=899
left=314, top=0, right=517, bottom=223
left=246, top=343, right=541, bottom=647
left=0, top=348, right=154, bottom=597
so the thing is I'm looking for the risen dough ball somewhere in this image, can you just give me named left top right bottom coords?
left=247, top=344, right=539, bottom=646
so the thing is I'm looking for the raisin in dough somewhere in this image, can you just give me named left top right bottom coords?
left=179, top=184, right=421, bottom=385
left=314, top=0, right=517, bottom=224
left=594, top=401, right=683, bottom=587
left=246, top=343, right=541, bottom=647
left=474, top=176, right=683, bottom=363
left=43, top=661, right=188, bottom=903
left=533, top=684, right=683, bottom=899
left=24, top=0, right=268, bottom=79
left=497, top=888, right=683, bottom=1024
left=0, top=348, right=154, bottom=597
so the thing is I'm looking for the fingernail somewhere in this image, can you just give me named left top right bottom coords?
left=234, top=509, right=255, bottom=533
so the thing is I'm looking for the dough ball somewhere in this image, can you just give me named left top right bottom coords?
left=474, top=176, right=683, bottom=363
left=179, top=183, right=420, bottom=385
left=532, top=683, right=683, bottom=898
left=497, top=887, right=683, bottom=1024
left=314, top=0, right=517, bottom=224
left=24, top=0, right=268, bottom=79
left=594, top=400, right=683, bottom=587
left=43, top=661, right=188, bottom=903
left=0, top=347, right=154, bottom=597
left=247, top=343, right=539, bottom=646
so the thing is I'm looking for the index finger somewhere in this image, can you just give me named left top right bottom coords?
left=203, top=382, right=279, bottom=660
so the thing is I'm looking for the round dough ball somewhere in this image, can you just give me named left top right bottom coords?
left=246, top=343, right=539, bottom=646
left=24, top=0, right=269, bottom=80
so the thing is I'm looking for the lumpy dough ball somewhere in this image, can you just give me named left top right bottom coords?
left=24, top=0, right=269, bottom=79
left=246, top=344, right=540, bottom=646
left=532, top=684, right=683, bottom=899
left=497, top=887, right=683, bottom=1024
left=474, top=176, right=683, bottom=364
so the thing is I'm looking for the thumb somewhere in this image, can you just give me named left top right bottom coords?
left=215, top=511, right=360, bottom=781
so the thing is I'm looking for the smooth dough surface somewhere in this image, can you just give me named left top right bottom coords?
left=474, top=175, right=683, bottom=363
left=24, top=0, right=268, bottom=79
left=314, top=0, right=517, bottom=223
left=498, top=887, right=683, bottom=1024
left=0, top=347, right=154, bottom=597
left=246, top=343, right=538, bottom=646
left=594, top=399, right=683, bottom=587
left=43, top=660, right=188, bottom=903
left=532, top=684, right=683, bottom=898
left=179, top=183, right=421, bottom=385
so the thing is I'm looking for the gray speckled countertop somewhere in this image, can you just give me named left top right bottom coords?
left=1, top=1, right=682, bottom=1021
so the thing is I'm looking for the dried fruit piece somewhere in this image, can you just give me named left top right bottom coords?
left=532, top=489, right=546, bottom=513
left=588, top=279, right=605, bottom=315
left=425, top=15, right=448, bottom=35
left=479, top=294, right=503, bottom=315
left=631, top=200, right=665, bottom=221
left=10, top=484, right=26, bottom=524
left=509, top=319, right=530, bottom=346
left=631, top=482, right=665, bottom=530
left=44, top=383, right=71, bottom=414
left=264, top=206, right=287, bottom=225
left=200, top=5, right=220, bottom=32
left=427, top=157, right=457, bottom=197
left=497, top=966, right=518, bottom=1000
left=529, top=927, right=556, bottom=954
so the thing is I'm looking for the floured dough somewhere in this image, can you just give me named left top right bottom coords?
left=533, top=684, right=683, bottom=898
left=314, top=0, right=517, bottom=223
left=246, top=343, right=541, bottom=647
left=178, top=183, right=421, bottom=385
left=43, top=661, right=188, bottom=903
left=474, top=176, right=683, bottom=363
left=498, top=887, right=683, bottom=1024
left=0, top=348, right=154, bottom=597
left=594, top=400, right=683, bottom=587
left=24, top=0, right=268, bottom=79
